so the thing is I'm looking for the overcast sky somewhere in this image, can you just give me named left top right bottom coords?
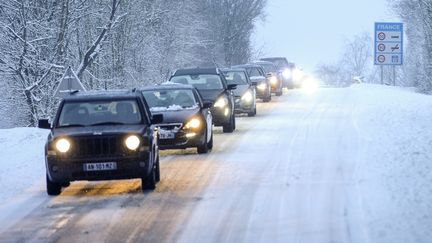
left=254, top=0, right=398, bottom=72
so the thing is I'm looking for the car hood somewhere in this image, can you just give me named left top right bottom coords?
left=197, top=89, right=225, bottom=102
left=233, top=85, right=249, bottom=97
left=52, top=124, right=148, bottom=138
left=250, top=76, right=267, bottom=83
left=153, top=108, right=199, bottom=124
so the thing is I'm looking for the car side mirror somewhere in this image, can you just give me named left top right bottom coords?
left=151, top=114, right=163, bottom=124
left=227, top=84, right=237, bottom=90
left=203, top=101, right=213, bottom=109
left=266, top=73, right=272, bottom=78
left=38, top=119, right=51, bottom=129
left=251, top=81, right=258, bottom=86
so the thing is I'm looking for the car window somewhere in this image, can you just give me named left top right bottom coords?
left=58, top=100, right=142, bottom=127
left=171, top=74, right=224, bottom=90
left=142, top=89, right=198, bottom=112
left=223, top=71, right=248, bottom=85
left=246, top=67, right=261, bottom=77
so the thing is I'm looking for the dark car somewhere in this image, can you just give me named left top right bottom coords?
left=260, top=57, right=300, bottom=89
left=221, top=68, right=257, bottom=117
left=141, top=83, right=214, bottom=154
left=232, top=64, right=271, bottom=102
left=253, top=61, right=283, bottom=96
left=170, top=68, right=237, bottom=133
left=38, top=90, right=162, bottom=195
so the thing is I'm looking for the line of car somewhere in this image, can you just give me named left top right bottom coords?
left=37, top=57, right=300, bottom=195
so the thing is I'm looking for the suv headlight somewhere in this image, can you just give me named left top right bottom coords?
left=270, top=76, right=278, bottom=85
left=125, top=135, right=140, bottom=151
left=282, top=69, right=292, bottom=79
left=241, top=90, right=253, bottom=102
left=214, top=96, right=228, bottom=108
left=184, top=118, right=201, bottom=130
left=55, top=138, right=71, bottom=153
left=257, top=83, right=267, bottom=91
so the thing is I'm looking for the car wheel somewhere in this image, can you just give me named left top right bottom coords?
left=141, top=160, right=156, bottom=191
left=197, top=129, right=209, bottom=154
left=248, top=106, right=257, bottom=117
left=46, top=174, right=62, bottom=196
left=207, top=130, right=213, bottom=150
left=223, top=115, right=235, bottom=133
left=155, top=154, right=160, bottom=183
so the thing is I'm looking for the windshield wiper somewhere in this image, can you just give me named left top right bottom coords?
left=89, top=121, right=126, bottom=126
left=58, top=124, right=86, bottom=128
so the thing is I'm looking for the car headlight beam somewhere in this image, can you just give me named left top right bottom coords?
left=241, top=91, right=253, bottom=103
left=214, top=96, right=228, bottom=108
left=55, top=138, right=71, bottom=153
left=125, top=135, right=140, bottom=151
left=257, top=83, right=267, bottom=91
left=184, top=118, right=201, bottom=129
left=282, top=69, right=292, bottom=79
left=270, top=76, right=278, bottom=85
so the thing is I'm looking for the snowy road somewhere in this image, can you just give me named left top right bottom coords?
left=0, top=85, right=431, bottom=243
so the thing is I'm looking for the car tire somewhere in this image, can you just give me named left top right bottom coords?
left=197, top=130, right=209, bottom=154
left=155, top=154, right=160, bottom=183
left=207, top=130, right=213, bottom=150
left=46, top=174, right=62, bottom=196
left=248, top=107, right=257, bottom=117
left=223, top=115, right=235, bottom=133
left=141, top=161, right=156, bottom=191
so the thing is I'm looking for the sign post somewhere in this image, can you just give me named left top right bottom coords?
left=374, top=22, right=403, bottom=85
left=54, top=66, right=86, bottom=98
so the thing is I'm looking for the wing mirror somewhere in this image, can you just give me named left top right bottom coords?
left=38, top=119, right=51, bottom=129
left=203, top=101, right=213, bottom=109
left=227, top=84, right=237, bottom=90
left=151, top=114, right=163, bottom=124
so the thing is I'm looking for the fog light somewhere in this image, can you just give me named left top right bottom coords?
left=186, top=133, right=196, bottom=138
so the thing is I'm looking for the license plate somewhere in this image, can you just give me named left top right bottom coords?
left=159, top=130, right=175, bottom=139
left=83, top=162, right=117, bottom=171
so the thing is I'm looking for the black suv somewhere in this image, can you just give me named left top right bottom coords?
left=38, top=90, right=162, bottom=195
left=170, top=68, right=237, bottom=133
left=141, top=83, right=214, bottom=154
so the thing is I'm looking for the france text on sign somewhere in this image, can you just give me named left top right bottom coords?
left=374, top=22, right=403, bottom=65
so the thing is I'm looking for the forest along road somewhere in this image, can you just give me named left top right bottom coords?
left=0, top=87, right=370, bottom=243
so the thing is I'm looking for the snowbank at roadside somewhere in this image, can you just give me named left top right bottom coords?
left=352, top=84, right=432, bottom=243
left=0, top=128, right=49, bottom=203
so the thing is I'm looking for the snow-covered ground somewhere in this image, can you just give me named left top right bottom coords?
left=0, top=128, right=48, bottom=203
left=0, top=84, right=431, bottom=242
left=352, top=84, right=432, bottom=242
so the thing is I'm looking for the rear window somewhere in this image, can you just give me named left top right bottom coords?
left=58, top=100, right=142, bottom=127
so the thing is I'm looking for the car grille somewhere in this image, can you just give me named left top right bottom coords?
left=71, top=136, right=123, bottom=158
left=158, top=123, right=182, bottom=131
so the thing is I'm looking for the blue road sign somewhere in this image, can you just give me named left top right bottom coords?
left=374, top=22, right=403, bottom=65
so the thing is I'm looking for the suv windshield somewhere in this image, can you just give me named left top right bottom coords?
left=142, top=89, right=198, bottom=112
left=223, top=71, right=248, bottom=85
left=259, top=64, right=277, bottom=73
left=245, top=67, right=262, bottom=77
left=57, top=99, right=142, bottom=127
left=261, top=58, right=288, bottom=69
left=171, top=74, right=224, bottom=90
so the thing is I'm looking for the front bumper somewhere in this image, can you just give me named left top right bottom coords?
left=234, top=97, right=254, bottom=113
left=211, top=107, right=231, bottom=126
left=46, top=152, right=152, bottom=183
left=158, top=129, right=206, bottom=150
left=256, top=86, right=270, bottom=99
